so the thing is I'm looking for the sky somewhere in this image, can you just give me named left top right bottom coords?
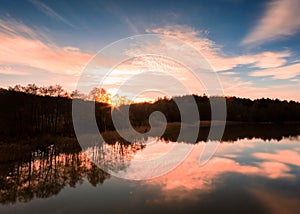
left=0, top=0, right=300, bottom=101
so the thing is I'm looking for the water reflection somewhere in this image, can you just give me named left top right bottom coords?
left=0, top=139, right=150, bottom=204
left=0, top=144, right=110, bottom=204
left=145, top=140, right=298, bottom=203
left=1, top=124, right=300, bottom=213
left=137, top=137, right=300, bottom=213
left=160, top=123, right=300, bottom=142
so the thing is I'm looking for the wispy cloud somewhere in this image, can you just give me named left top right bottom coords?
left=30, top=0, right=75, bottom=28
left=1, top=19, right=299, bottom=101
left=0, top=18, right=49, bottom=41
left=242, top=0, right=300, bottom=45
left=147, top=25, right=291, bottom=71
left=0, top=18, right=91, bottom=83
left=0, top=65, right=31, bottom=76
left=250, top=63, right=300, bottom=79
left=93, top=24, right=298, bottom=101
left=100, top=0, right=140, bottom=34
left=145, top=25, right=300, bottom=101
left=124, top=17, right=140, bottom=35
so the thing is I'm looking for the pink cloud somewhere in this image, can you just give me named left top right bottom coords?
left=0, top=19, right=97, bottom=90
left=0, top=33, right=92, bottom=76
left=147, top=25, right=290, bottom=71
left=218, top=70, right=300, bottom=101
left=1, top=19, right=298, bottom=102
left=250, top=63, right=300, bottom=79
left=104, top=55, right=208, bottom=99
left=0, top=19, right=93, bottom=91
left=242, top=0, right=300, bottom=45
left=0, top=65, right=31, bottom=76
left=116, top=25, right=298, bottom=101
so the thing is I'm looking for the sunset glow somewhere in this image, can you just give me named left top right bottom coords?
left=2, top=1, right=300, bottom=213
left=0, top=0, right=299, bottom=101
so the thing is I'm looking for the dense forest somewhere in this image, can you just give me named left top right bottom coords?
left=1, top=84, right=300, bottom=141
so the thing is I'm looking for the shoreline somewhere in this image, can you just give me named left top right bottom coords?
left=1, top=121, right=300, bottom=163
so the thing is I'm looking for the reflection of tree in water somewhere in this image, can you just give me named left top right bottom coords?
left=0, top=139, right=146, bottom=205
left=85, top=141, right=146, bottom=173
left=0, top=144, right=110, bottom=204
left=159, top=123, right=300, bottom=143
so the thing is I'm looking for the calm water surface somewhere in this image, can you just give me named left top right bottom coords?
left=1, top=126, right=300, bottom=213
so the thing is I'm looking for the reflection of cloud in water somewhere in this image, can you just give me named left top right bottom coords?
left=85, top=137, right=193, bottom=180
left=143, top=140, right=299, bottom=202
left=253, top=150, right=300, bottom=167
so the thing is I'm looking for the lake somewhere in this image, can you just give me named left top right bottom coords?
left=1, top=124, right=300, bottom=213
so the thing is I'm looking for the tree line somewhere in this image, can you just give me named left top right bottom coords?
left=1, top=84, right=300, bottom=141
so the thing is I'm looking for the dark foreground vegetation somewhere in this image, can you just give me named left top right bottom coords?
left=1, top=84, right=300, bottom=141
